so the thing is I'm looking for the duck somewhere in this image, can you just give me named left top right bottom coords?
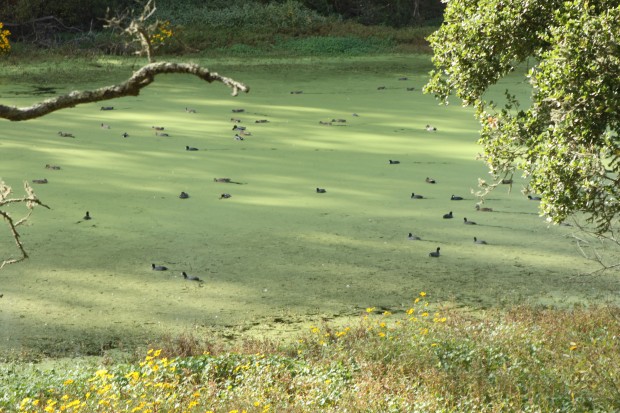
left=319, top=121, right=332, bottom=126
left=451, top=195, right=464, bottom=200
left=255, top=119, right=269, bottom=123
left=501, top=179, right=513, bottom=184
left=528, top=195, right=542, bottom=201
left=425, top=177, right=436, bottom=184
left=58, top=131, right=74, bottom=138
left=331, top=119, right=347, bottom=123
left=45, top=164, right=61, bottom=170
left=220, top=193, right=232, bottom=199
left=100, top=106, right=114, bottom=111
left=234, top=134, right=245, bottom=141
left=411, top=193, right=424, bottom=199
left=179, top=191, right=189, bottom=199
left=389, top=160, right=401, bottom=164
left=185, top=107, right=197, bottom=113
left=475, top=204, right=493, bottom=212
left=101, top=123, right=111, bottom=129
left=232, top=125, right=246, bottom=131
left=230, top=118, right=242, bottom=123
left=290, top=90, right=303, bottom=94
left=32, top=178, right=48, bottom=184
left=407, top=233, right=421, bottom=240
left=398, top=77, right=408, bottom=81
left=425, top=124, right=437, bottom=132
left=182, top=271, right=202, bottom=282
left=429, top=247, right=441, bottom=257
left=377, top=86, right=386, bottom=90
left=443, top=211, right=453, bottom=219
left=352, top=113, right=359, bottom=117
left=463, top=217, right=477, bottom=225
left=186, top=146, right=199, bottom=151
left=474, top=237, right=487, bottom=244
left=214, top=178, right=232, bottom=183
left=83, top=211, right=92, bottom=220
left=152, top=263, right=168, bottom=271
left=316, top=188, right=327, bottom=193
left=152, top=126, right=165, bottom=131
left=406, top=87, right=415, bottom=91
left=122, top=132, right=129, bottom=138
left=156, top=131, right=170, bottom=137
left=232, top=108, right=245, bottom=113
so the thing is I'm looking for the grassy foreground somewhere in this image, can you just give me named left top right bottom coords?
left=5, top=294, right=620, bottom=412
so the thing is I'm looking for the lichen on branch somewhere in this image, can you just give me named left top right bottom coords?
left=0, top=62, right=249, bottom=121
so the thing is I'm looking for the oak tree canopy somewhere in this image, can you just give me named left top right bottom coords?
left=424, top=0, right=620, bottom=234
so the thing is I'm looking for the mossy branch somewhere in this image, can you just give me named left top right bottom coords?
left=0, top=62, right=249, bottom=121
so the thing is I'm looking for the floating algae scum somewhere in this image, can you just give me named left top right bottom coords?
left=0, top=56, right=616, bottom=355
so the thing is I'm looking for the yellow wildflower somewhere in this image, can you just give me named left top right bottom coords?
left=0, top=22, right=10, bottom=54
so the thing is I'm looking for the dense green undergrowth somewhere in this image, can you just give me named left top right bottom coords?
left=3, top=0, right=434, bottom=60
left=3, top=295, right=619, bottom=412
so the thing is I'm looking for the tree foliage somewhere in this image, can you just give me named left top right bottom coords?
left=424, top=0, right=620, bottom=233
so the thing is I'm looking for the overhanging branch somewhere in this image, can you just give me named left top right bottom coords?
left=0, top=62, right=250, bottom=121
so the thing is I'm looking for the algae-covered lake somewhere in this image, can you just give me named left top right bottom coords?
left=0, top=55, right=617, bottom=356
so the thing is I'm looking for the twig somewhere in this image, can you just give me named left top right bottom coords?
left=0, top=181, right=50, bottom=269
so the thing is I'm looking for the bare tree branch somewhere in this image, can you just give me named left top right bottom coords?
left=104, top=0, right=159, bottom=62
left=567, top=219, right=620, bottom=279
left=0, top=62, right=249, bottom=121
left=1, top=181, right=50, bottom=269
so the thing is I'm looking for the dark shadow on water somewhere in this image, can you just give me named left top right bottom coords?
left=7, top=85, right=58, bottom=96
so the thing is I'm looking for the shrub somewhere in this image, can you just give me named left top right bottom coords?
left=156, top=0, right=328, bottom=31
left=272, top=35, right=394, bottom=56
left=0, top=22, right=10, bottom=54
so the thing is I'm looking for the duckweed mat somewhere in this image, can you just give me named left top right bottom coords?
left=0, top=55, right=617, bottom=356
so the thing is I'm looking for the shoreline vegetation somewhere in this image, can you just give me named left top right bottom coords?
left=5, top=299, right=620, bottom=412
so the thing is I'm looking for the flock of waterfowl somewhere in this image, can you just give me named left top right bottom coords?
left=398, top=172, right=543, bottom=257
left=36, top=83, right=547, bottom=284
left=46, top=104, right=267, bottom=285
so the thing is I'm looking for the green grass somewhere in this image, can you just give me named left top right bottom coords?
left=0, top=54, right=618, bottom=363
